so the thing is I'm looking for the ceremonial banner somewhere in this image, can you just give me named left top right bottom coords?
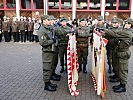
left=91, top=29, right=107, bottom=98
left=67, top=35, right=79, bottom=96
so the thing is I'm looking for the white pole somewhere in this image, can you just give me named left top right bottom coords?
left=101, top=0, right=105, bottom=19
left=15, top=0, right=20, bottom=20
left=130, top=0, right=133, bottom=18
left=72, top=0, right=76, bottom=20
left=43, top=0, right=46, bottom=15
left=45, top=0, right=48, bottom=15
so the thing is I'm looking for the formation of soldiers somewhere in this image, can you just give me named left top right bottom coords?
left=37, top=14, right=133, bottom=93
left=1, top=14, right=132, bottom=94
left=0, top=16, right=39, bottom=43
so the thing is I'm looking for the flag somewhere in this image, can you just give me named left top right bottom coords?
left=67, top=34, right=79, bottom=96
left=91, top=29, right=108, bottom=98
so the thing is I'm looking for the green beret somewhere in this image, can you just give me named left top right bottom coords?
left=125, top=18, right=133, bottom=26
left=60, top=17, right=67, bottom=22
left=80, top=18, right=86, bottom=22
left=97, top=16, right=103, bottom=21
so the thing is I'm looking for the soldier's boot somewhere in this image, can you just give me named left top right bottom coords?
left=44, top=82, right=56, bottom=92
left=60, top=66, right=64, bottom=73
left=108, top=65, right=112, bottom=74
left=113, top=84, right=126, bottom=93
left=83, top=64, right=87, bottom=73
left=78, top=64, right=82, bottom=73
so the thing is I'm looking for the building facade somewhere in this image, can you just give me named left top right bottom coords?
left=0, top=0, right=133, bottom=20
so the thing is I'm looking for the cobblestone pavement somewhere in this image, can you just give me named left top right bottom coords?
left=0, top=42, right=133, bottom=100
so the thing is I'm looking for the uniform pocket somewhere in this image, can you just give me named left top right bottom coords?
left=119, top=59, right=128, bottom=70
left=117, top=50, right=131, bottom=60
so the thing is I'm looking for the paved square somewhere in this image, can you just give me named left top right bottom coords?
left=0, top=42, right=133, bottom=100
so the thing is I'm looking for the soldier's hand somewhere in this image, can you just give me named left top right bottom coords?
left=19, top=30, right=20, bottom=32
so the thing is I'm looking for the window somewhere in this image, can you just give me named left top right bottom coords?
left=48, top=0, right=59, bottom=9
left=77, top=0, right=87, bottom=10
left=119, top=0, right=130, bottom=10
left=33, top=0, right=43, bottom=9
left=21, top=0, right=31, bottom=9
left=6, top=0, right=16, bottom=8
left=0, top=0, right=3, bottom=8
left=61, top=0, right=71, bottom=9
left=90, top=0, right=100, bottom=10
left=105, top=0, right=116, bottom=10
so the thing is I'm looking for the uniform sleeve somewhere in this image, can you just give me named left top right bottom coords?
left=38, top=30, right=54, bottom=47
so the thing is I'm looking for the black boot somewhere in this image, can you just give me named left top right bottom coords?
left=83, top=64, right=87, bottom=73
left=109, top=78, right=119, bottom=83
left=44, top=82, right=56, bottom=92
left=78, top=64, right=82, bottom=73
left=49, top=82, right=57, bottom=88
left=60, top=66, right=64, bottom=73
left=112, top=84, right=121, bottom=90
left=109, top=74, right=117, bottom=79
left=50, top=75, right=60, bottom=81
left=113, top=84, right=126, bottom=93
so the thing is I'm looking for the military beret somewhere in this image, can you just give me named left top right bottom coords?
left=97, top=16, right=103, bottom=21
left=60, top=17, right=67, bottom=22
left=79, top=18, right=86, bottom=22
left=125, top=18, right=133, bottom=26
left=41, top=15, right=50, bottom=20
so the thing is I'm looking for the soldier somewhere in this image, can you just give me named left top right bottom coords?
left=11, top=17, right=19, bottom=42
left=76, top=18, right=91, bottom=73
left=55, top=17, right=71, bottom=73
left=27, top=17, right=34, bottom=42
left=18, top=16, right=27, bottom=43
left=48, top=15, right=61, bottom=80
left=107, top=18, right=123, bottom=83
left=37, top=15, right=58, bottom=92
left=2, top=16, right=10, bottom=42
left=104, top=18, right=133, bottom=93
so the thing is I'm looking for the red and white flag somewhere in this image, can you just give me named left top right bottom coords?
left=91, top=29, right=108, bottom=98
left=67, top=34, right=79, bottom=96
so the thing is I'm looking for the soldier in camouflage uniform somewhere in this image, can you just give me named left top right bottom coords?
left=104, top=18, right=133, bottom=93
left=76, top=18, right=90, bottom=73
left=55, top=17, right=71, bottom=73
left=37, top=15, right=59, bottom=92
